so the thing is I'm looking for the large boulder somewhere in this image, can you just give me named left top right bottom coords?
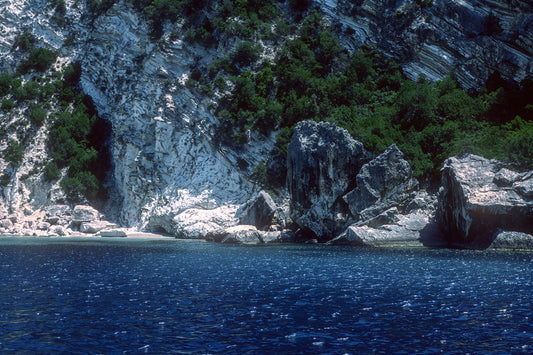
left=206, top=225, right=263, bottom=244
left=437, top=154, right=533, bottom=248
left=343, top=144, right=418, bottom=220
left=80, top=221, right=117, bottom=234
left=329, top=211, right=445, bottom=247
left=170, top=205, right=239, bottom=239
left=72, top=205, right=100, bottom=225
left=287, top=121, right=371, bottom=239
left=236, top=191, right=277, bottom=230
left=100, top=229, right=127, bottom=237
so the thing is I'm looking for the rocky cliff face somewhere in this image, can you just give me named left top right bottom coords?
left=78, top=3, right=266, bottom=235
left=317, top=0, right=533, bottom=90
left=1, top=0, right=532, bottom=239
left=1, top=0, right=269, bottom=236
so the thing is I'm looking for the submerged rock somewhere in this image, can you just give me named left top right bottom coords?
left=287, top=121, right=371, bottom=239
left=437, top=154, right=533, bottom=248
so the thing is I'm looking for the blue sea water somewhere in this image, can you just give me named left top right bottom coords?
left=0, top=237, right=531, bottom=354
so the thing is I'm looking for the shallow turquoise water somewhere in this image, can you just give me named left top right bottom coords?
left=0, top=237, right=531, bottom=353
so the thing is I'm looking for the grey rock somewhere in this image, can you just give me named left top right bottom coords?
left=236, top=191, right=277, bottom=230
left=50, top=226, right=67, bottom=236
left=344, top=144, right=418, bottom=219
left=72, top=205, right=100, bottom=224
left=494, top=168, right=521, bottom=187
left=514, top=177, right=533, bottom=200
left=100, top=229, right=127, bottom=237
left=171, top=206, right=240, bottom=239
left=437, top=154, right=533, bottom=248
left=46, top=205, right=71, bottom=217
left=80, top=221, right=115, bottom=234
left=207, top=225, right=263, bottom=244
left=287, top=121, right=371, bottom=239
left=37, top=222, right=51, bottom=231
left=490, top=230, right=533, bottom=250
left=0, top=219, right=13, bottom=230
left=405, top=190, right=437, bottom=214
left=45, top=216, right=60, bottom=225
left=363, top=207, right=400, bottom=229
left=259, top=230, right=283, bottom=244
left=330, top=211, right=433, bottom=247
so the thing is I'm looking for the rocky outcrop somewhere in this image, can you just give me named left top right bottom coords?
left=437, top=154, right=533, bottom=248
left=490, top=230, right=533, bottom=250
left=205, top=225, right=282, bottom=244
left=287, top=121, right=371, bottom=239
left=287, top=124, right=428, bottom=243
left=343, top=144, right=418, bottom=221
left=236, top=191, right=277, bottom=230
left=0, top=203, right=120, bottom=237
left=72, top=205, right=101, bottom=225
left=319, top=0, right=533, bottom=90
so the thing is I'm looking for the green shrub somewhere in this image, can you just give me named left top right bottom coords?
left=3, top=138, right=24, bottom=167
left=29, top=104, right=48, bottom=126
left=251, top=160, right=268, bottom=187
left=18, top=47, right=58, bottom=74
left=232, top=41, right=262, bottom=67
left=216, top=9, right=533, bottom=180
left=60, top=172, right=99, bottom=202
left=1, top=99, right=15, bottom=111
left=44, top=161, right=62, bottom=181
left=0, top=174, right=10, bottom=187
left=13, top=31, right=37, bottom=51
left=0, top=72, right=13, bottom=96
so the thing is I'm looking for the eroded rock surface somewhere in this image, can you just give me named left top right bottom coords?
left=344, top=144, right=418, bottom=221
left=287, top=121, right=371, bottom=239
left=236, top=191, right=277, bottom=230
left=437, top=154, right=533, bottom=248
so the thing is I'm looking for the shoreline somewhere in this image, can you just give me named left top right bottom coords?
left=0, top=231, right=178, bottom=240
left=1, top=233, right=532, bottom=252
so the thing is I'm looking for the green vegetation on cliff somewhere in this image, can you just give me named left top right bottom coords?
left=211, top=10, right=533, bottom=179
left=0, top=38, right=106, bottom=202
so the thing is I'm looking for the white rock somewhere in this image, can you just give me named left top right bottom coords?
left=99, top=229, right=127, bottom=237
left=80, top=221, right=115, bottom=234
left=72, top=205, right=100, bottom=224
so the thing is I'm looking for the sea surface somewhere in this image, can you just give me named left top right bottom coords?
left=0, top=236, right=531, bottom=354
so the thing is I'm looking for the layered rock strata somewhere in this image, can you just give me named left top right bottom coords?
left=318, top=0, right=533, bottom=90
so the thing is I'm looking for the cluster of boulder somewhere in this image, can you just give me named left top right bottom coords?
left=0, top=205, right=126, bottom=237
left=211, top=121, right=532, bottom=249
left=2, top=120, right=531, bottom=249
